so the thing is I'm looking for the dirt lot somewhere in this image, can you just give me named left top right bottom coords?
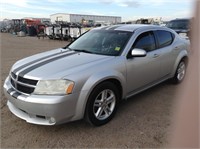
left=1, top=33, right=179, bottom=148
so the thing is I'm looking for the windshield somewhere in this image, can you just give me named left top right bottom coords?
left=166, top=20, right=189, bottom=30
left=68, top=30, right=132, bottom=56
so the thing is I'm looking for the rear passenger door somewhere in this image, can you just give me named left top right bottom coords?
left=154, top=30, right=175, bottom=78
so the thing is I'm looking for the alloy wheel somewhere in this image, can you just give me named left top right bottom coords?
left=93, top=89, right=116, bottom=120
left=177, top=61, right=186, bottom=81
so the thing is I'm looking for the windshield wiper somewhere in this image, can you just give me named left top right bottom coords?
left=66, top=47, right=74, bottom=51
left=73, top=49, right=94, bottom=54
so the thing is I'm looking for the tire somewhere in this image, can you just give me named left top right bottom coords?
left=85, top=82, right=120, bottom=126
left=172, top=60, right=186, bottom=84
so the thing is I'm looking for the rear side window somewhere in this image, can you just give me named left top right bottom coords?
left=156, top=30, right=174, bottom=48
left=133, top=31, right=156, bottom=52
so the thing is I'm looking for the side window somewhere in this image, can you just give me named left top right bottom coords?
left=156, top=30, right=174, bottom=48
left=133, top=31, right=156, bottom=52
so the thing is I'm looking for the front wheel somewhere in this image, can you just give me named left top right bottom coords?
left=173, top=60, right=186, bottom=84
left=85, top=82, right=120, bottom=126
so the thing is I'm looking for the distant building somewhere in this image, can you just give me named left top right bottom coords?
left=50, top=13, right=121, bottom=25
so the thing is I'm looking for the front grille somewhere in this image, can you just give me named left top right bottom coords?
left=17, top=83, right=35, bottom=94
left=18, top=76, right=38, bottom=85
left=10, top=78, right=15, bottom=88
left=10, top=72, right=38, bottom=94
left=11, top=72, right=17, bottom=79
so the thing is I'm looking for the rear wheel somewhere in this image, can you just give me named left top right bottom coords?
left=173, top=60, right=186, bottom=83
left=85, top=82, right=120, bottom=126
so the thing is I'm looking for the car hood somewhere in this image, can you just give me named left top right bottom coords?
left=12, top=48, right=113, bottom=80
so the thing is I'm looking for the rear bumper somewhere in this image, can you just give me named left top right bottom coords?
left=3, top=77, right=80, bottom=125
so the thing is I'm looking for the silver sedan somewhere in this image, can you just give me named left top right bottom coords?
left=3, top=25, right=189, bottom=126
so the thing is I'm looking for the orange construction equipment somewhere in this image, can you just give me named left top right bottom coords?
left=25, top=19, right=41, bottom=26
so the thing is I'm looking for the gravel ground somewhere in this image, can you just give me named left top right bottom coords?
left=1, top=33, right=179, bottom=148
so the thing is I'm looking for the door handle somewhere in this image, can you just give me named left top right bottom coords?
left=174, top=46, right=179, bottom=50
left=153, top=54, right=159, bottom=58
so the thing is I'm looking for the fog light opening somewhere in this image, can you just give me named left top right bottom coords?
left=49, top=117, right=56, bottom=124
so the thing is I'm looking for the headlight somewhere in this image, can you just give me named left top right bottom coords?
left=33, top=80, right=74, bottom=95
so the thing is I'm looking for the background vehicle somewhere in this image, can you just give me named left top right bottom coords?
left=4, top=25, right=189, bottom=126
left=166, top=18, right=190, bottom=39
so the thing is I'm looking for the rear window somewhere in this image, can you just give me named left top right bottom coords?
left=156, top=30, right=174, bottom=48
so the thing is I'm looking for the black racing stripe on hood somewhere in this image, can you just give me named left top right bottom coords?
left=18, top=51, right=78, bottom=77
left=13, top=50, right=70, bottom=74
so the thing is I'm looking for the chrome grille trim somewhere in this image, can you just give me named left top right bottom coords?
left=10, top=72, right=38, bottom=95
left=14, top=79, right=36, bottom=88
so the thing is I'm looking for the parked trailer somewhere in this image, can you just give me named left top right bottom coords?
left=69, top=28, right=81, bottom=39
left=36, top=24, right=46, bottom=39
left=45, top=23, right=93, bottom=41
left=45, top=24, right=70, bottom=40
left=60, top=24, right=70, bottom=40
left=69, top=27, right=92, bottom=39
left=53, top=25, right=61, bottom=39
left=45, top=26, right=53, bottom=39
left=61, top=27, right=69, bottom=40
left=45, top=24, right=60, bottom=39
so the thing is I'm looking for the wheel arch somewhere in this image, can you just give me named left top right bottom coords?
left=172, top=50, right=189, bottom=77
left=181, top=56, right=189, bottom=66
left=83, top=80, right=122, bottom=125
left=73, top=71, right=126, bottom=121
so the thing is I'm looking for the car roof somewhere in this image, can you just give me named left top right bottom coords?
left=93, top=24, right=165, bottom=32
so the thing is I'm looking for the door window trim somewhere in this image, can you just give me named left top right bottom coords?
left=127, top=31, right=157, bottom=58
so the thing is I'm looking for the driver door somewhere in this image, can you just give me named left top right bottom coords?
left=126, top=31, right=161, bottom=94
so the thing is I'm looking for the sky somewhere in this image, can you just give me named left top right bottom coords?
left=0, top=0, right=195, bottom=22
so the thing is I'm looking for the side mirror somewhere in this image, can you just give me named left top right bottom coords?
left=131, top=48, right=147, bottom=57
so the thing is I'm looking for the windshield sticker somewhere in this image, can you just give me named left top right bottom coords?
left=115, top=47, right=121, bottom=51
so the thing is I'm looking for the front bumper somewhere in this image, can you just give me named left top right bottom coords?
left=3, top=77, right=80, bottom=125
